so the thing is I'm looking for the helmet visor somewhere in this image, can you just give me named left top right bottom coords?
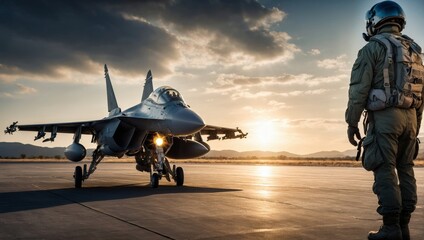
left=365, top=9, right=374, bottom=21
left=377, top=4, right=405, bottom=20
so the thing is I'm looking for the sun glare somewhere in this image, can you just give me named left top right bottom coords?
left=256, top=166, right=273, bottom=178
left=255, top=120, right=277, bottom=147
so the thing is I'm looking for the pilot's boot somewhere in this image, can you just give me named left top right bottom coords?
left=400, top=213, right=411, bottom=240
left=368, top=214, right=402, bottom=240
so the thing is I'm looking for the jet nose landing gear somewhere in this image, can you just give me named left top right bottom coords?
left=151, top=173, right=160, bottom=188
left=136, top=144, right=185, bottom=189
left=149, top=159, right=184, bottom=188
left=148, top=136, right=184, bottom=188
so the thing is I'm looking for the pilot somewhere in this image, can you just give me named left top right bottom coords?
left=345, top=1, right=423, bottom=240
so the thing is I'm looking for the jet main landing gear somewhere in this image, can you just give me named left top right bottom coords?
left=73, top=147, right=104, bottom=188
left=74, top=166, right=83, bottom=188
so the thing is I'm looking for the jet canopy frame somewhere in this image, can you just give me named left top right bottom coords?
left=148, top=86, right=185, bottom=105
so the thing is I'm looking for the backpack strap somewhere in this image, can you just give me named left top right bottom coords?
left=370, top=34, right=393, bottom=104
left=403, top=34, right=423, bottom=56
left=386, top=35, right=406, bottom=97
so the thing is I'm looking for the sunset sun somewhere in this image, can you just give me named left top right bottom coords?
left=255, top=120, right=277, bottom=147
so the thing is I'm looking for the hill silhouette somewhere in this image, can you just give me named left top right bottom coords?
left=0, top=142, right=357, bottom=159
left=0, top=142, right=93, bottom=159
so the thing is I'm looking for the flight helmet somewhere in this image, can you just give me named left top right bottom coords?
left=365, top=1, right=406, bottom=36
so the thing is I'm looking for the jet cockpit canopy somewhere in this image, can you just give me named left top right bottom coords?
left=148, top=86, right=185, bottom=104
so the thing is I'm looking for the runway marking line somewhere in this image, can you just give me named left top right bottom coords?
left=31, top=184, right=176, bottom=240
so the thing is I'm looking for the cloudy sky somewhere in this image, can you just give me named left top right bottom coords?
left=1, top=0, right=424, bottom=154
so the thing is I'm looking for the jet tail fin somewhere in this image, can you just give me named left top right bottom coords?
left=104, top=64, right=121, bottom=116
left=141, top=70, right=153, bottom=102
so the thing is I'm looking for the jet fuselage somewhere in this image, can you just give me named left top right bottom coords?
left=93, top=86, right=207, bottom=159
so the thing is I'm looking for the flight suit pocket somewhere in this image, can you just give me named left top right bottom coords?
left=367, top=89, right=387, bottom=111
left=362, top=135, right=384, bottom=171
left=350, top=61, right=367, bottom=85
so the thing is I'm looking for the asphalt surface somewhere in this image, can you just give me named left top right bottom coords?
left=0, top=162, right=423, bottom=239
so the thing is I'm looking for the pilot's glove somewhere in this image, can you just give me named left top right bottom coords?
left=347, top=126, right=361, bottom=146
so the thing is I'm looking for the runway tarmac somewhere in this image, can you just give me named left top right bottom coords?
left=0, top=162, right=423, bottom=239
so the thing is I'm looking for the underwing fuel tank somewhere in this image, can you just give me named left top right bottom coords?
left=166, top=137, right=209, bottom=159
left=64, top=142, right=86, bottom=162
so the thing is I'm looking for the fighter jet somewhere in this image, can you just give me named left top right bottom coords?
left=5, top=65, right=247, bottom=188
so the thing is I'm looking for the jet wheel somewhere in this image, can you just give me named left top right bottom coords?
left=74, top=166, right=83, bottom=188
left=151, top=173, right=159, bottom=188
left=176, top=167, right=184, bottom=186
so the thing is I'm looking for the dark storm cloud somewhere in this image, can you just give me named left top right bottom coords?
left=0, top=0, right=289, bottom=80
left=117, top=0, right=288, bottom=60
left=0, top=0, right=179, bottom=78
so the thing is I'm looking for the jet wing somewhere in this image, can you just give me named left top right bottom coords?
left=10, top=119, right=111, bottom=142
left=200, top=125, right=248, bottom=141
left=17, top=121, right=104, bottom=134
left=17, top=116, right=167, bottom=134
left=8, top=115, right=168, bottom=142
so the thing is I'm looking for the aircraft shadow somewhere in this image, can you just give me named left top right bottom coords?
left=0, top=185, right=241, bottom=213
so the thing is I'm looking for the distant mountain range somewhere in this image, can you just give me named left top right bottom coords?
left=0, top=142, right=93, bottom=158
left=203, top=149, right=357, bottom=159
left=0, top=142, right=358, bottom=159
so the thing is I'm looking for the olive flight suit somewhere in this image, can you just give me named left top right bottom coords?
left=345, top=25, right=421, bottom=217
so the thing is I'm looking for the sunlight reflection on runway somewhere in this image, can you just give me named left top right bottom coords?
left=254, top=166, right=274, bottom=198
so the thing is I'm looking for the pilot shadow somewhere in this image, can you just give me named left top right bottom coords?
left=0, top=185, right=241, bottom=214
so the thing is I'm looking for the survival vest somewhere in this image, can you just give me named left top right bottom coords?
left=366, top=33, right=424, bottom=111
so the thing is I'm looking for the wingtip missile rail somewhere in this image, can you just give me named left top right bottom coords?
left=4, top=121, right=18, bottom=135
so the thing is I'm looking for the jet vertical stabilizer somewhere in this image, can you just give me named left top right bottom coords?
left=104, top=64, right=121, bottom=116
left=141, top=70, right=153, bottom=102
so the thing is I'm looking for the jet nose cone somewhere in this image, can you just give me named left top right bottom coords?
left=169, top=108, right=205, bottom=135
